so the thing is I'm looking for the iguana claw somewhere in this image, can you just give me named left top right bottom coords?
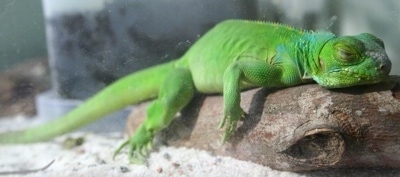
left=113, top=125, right=153, bottom=164
left=220, top=116, right=238, bottom=143
left=219, top=108, right=245, bottom=143
left=113, top=140, right=129, bottom=160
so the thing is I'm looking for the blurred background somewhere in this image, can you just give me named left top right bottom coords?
left=0, top=0, right=398, bottom=73
left=0, top=0, right=45, bottom=70
left=0, top=0, right=399, bottom=120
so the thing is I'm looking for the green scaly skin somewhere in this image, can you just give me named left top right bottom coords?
left=0, top=20, right=391, bottom=163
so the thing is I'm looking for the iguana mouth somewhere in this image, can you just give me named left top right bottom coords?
left=313, top=68, right=387, bottom=88
left=340, top=68, right=382, bottom=79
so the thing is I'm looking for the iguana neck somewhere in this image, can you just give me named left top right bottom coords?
left=294, top=32, right=336, bottom=81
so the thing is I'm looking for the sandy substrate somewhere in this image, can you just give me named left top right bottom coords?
left=1, top=116, right=400, bottom=177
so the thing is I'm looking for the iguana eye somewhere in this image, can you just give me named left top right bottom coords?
left=334, top=44, right=359, bottom=63
left=337, top=48, right=355, bottom=61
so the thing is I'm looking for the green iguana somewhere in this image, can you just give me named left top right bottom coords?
left=0, top=20, right=392, bottom=163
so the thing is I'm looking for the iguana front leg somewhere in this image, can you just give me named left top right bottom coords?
left=114, top=68, right=195, bottom=163
left=219, top=59, right=289, bottom=143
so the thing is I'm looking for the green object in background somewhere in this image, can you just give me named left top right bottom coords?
left=0, top=0, right=46, bottom=71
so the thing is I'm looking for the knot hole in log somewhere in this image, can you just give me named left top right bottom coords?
left=282, top=128, right=345, bottom=167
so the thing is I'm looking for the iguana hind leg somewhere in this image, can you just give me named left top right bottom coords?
left=114, top=68, right=195, bottom=163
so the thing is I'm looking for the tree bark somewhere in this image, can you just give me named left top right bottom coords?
left=126, top=76, right=400, bottom=172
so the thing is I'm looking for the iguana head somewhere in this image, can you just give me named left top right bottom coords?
left=312, top=33, right=391, bottom=88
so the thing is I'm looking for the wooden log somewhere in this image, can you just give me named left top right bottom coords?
left=126, top=76, right=400, bottom=171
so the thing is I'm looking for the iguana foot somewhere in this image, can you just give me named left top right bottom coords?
left=113, top=126, right=153, bottom=164
left=218, top=108, right=244, bottom=143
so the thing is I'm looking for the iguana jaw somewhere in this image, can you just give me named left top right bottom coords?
left=312, top=68, right=388, bottom=88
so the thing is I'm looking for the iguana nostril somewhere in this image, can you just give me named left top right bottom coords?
left=378, top=64, right=384, bottom=71
left=379, top=64, right=391, bottom=74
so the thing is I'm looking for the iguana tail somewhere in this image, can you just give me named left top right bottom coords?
left=0, top=60, right=177, bottom=143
